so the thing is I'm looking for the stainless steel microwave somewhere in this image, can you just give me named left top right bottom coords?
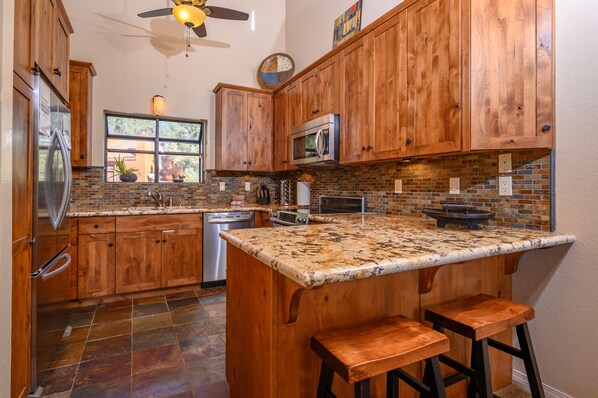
left=290, top=114, right=340, bottom=167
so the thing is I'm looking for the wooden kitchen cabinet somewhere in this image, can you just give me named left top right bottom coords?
left=299, top=55, right=339, bottom=123
left=116, top=231, right=163, bottom=294
left=78, top=233, right=116, bottom=298
left=214, top=84, right=273, bottom=172
left=69, top=60, right=96, bottom=168
left=406, top=0, right=462, bottom=157
left=469, top=0, right=554, bottom=150
left=14, top=0, right=34, bottom=89
left=32, top=0, right=73, bottom=101
left=287, top=82, right=303, bottom=129
left=162, top=229, right=202, bottom=287
left=273, top=89, right=295, bottom=172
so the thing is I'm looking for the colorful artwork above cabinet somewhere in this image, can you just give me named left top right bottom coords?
left=333, top=0, right=362, bottom=49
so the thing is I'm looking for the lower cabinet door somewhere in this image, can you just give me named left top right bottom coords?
left=116, top=231, right=162, bottom=293
left=78, top=233, right=116, bottom=298
left=162, top=229, right=202, bottom=287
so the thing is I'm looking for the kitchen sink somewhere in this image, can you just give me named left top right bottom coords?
left=126, top=206, right=195, bottom=211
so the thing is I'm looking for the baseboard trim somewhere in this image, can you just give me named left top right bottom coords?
left=512, top=370, right=573, bottom=398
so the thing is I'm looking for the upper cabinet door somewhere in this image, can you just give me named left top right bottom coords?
left=406, top=0, right=462, bottom=156
left=318, top=55, right=340, bottom=117
left=340, top=38, right=371, bottom=164
left=369, top=12, right=408, bottom=161
left=216, top=88, right=248, bottom=171
left=300, top=70, right=320, bottom=122
left=247, top=92, right=273, bottom=172
left=287, top=82, right=303, bottom=130
left=33, top=0, right=55, bottom=80
left=14, top=0, right=34, bottom=88
left=52, top=9, right=70, bottom=101
left=470, top=0, right=554, bottom=150
left=273, top=90, right=290, bottom=172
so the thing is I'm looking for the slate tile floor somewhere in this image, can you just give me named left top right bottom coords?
left=39, top=288, right=228, bottom=398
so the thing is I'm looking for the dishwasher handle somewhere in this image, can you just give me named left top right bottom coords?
left=208, top=217, right=253, bottom=224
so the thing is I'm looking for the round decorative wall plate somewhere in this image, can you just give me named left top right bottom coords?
left=257, top=53, right=296, bottom=90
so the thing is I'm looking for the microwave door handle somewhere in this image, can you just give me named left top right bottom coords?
left=41, top=253, right=72, bottom=282
left=315, top=129, right=323, bottom=158
left=55, top=130, right=72, bottom=230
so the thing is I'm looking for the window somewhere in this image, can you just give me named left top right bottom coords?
left=105, top=112, right=205, bottom=183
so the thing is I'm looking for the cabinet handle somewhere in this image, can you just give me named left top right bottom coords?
left=367, top=146, right=373, bottom=151
left=361, top=146, right=367, bottom=152
left=541, top=124, right=552, bottom=133
left=108, top=243, right=114, bottom=247
left=53, top=68, right=62, bottom=77
left=406, top=138, right=413, bottom=146
left=94, top=224, right=100, bottom=228
left=155, top=240, right=161, bottom=244
left=162, top=239, right=167, bottom=243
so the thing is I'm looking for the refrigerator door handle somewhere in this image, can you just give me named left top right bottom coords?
left=54, top=129, right=72, bottom=230
left=40, top=252, right=71, bottom=282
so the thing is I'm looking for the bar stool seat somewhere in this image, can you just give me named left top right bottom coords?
left=311, top=315, right=450, bottom=398
left=425, top=294, right=535, bottom=340
left=425, top=294, right=545, bottom=398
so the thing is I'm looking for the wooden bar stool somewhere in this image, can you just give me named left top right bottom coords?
left=425, top=294, right=544, bottom=398
left=311, top=315, right=450, bottom=398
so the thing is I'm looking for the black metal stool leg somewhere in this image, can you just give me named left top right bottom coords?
left=516, top=323, right=545, bottom=398
left=317, top=362, right=334, bottom=398
left=427, top=356, right=447, bottom=398
left=355, top=378, right=371, bottom=398
left=467, top=342, right=479, bottom=398
left=386, top=372, right=399, bottom=398
left=474, top=339, right=493, bottom=398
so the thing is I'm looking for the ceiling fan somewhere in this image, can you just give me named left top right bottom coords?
left=137, top=0, right=249, bottom=38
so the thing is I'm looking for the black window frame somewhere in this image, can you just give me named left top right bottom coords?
left=104, top=110, right=206, bottom=184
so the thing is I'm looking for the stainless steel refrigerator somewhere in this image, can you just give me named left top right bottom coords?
left=29, top=74, right=73, bottom=397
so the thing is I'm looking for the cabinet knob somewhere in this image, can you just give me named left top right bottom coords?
left=406, top=138, right=413, bottom=146
left=248, top=161, right=252, bottom=165
left=361, top=146, right=367, bottom=152
left=541, top=124, right=552, bottom=133
left=108, top=243, right=114, bottom=247
left=155, top=240, right=161, bottom=244
left=453, top=104, right=460, bottom=110
left=367, top=146, right=373, bottom=151
left=162, top=239, right=167, bottom=243
left=80, top=155, right=86, bottom=159
left=94, top=224, right=100, bottom=228
left=53, top=68, right=62, bottom=77
left=281, top=160, right=287, bottom=164
left=243, top=161, right=247, bottom=165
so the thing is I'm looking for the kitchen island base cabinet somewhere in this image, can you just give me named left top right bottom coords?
left=226, top=245, right=514, bottom=398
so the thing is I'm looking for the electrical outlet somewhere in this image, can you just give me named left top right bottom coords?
left=450, top=178, right=460, bottom=195
left=219, top=182, right=226, bottom=191
left=245, top=182, right=251, bottom=191
left=499, top=176, right=513, bottom=196
left=499, top=153, right=512, bottom=173
left=394, top=179, right=403, bottom=194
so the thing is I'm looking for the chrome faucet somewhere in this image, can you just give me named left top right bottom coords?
left=148, top=189, right=164, bottom=207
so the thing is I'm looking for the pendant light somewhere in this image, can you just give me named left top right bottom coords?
left=173, top=4, right=207, bottom=28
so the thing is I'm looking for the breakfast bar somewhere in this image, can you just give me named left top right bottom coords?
left=219, top=215, right=575, bottom=398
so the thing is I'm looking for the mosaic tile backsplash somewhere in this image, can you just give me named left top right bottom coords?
left=71, top=149, right=552, bottom=230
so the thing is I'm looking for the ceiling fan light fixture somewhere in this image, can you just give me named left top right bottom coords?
left=173, top=4, right=206, bottom=28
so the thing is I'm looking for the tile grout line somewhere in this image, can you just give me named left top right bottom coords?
left=68, top=304, right=99, bottom=397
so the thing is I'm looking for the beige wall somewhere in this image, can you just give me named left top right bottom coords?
left=287, top=0, right=598, bottom=396
left=285, top=0, right=404, bottom=70
left=0, top=0, right=14, bottom=394
left=64, top=0, right=286, bottom=169
left=513, top=0, right=598, bottom=396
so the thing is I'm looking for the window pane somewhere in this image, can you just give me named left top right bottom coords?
left=106, top=152, right=156, bottom=183
left=107, top=116, right=156, bottom=138
left=159, top=120, right=202, bottom=141
left=107, top=138, right=155, bottom=152
left=159, top=141, right=200, bottom=154
left=158, top=155, right=201, bottom=183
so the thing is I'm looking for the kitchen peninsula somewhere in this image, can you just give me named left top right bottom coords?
left=220, top=215, right=575, bottom=398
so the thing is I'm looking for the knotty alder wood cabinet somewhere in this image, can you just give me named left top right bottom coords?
left=76, top=215, right=202, bottom=299
left=299, top=55, right=340, bottom=123
left=68, top=60, right=96, bottom=168
left=273, top=88, right=295, bottom=172
left=214, top=84, right=274, bottom=172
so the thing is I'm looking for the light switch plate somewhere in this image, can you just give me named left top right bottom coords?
left=245, top=182, right=251, bottom=191
left=450, top=178, right=460, bottom=195
left=394, top=179, right=403, bottom=194
left=499, top=153, right=512, bottom=173
left=219, top=182, right=226, bottom=191
left=499, top=176, right=513, bottom=196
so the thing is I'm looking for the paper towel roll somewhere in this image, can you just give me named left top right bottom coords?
left=297, top=182, right=311, bottom=206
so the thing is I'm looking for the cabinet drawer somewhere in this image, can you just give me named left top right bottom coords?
left=116, top=214, right=203, bottom=233
left=79, top=217, right=116, bottom=234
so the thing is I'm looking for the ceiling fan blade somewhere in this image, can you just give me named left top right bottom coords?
left=205, top=6, right=249, bottom=21
left=137, top=8, right=173, bottom=18
left=193, top=24, right=208, bottom=38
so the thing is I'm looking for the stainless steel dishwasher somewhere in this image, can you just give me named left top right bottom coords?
left=203, top=212, right=255, bottom=287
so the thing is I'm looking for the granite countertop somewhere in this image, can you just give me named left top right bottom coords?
left=68, top=204, right=303, bottom=218
left=219, top=214, right=576, bottom=288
